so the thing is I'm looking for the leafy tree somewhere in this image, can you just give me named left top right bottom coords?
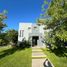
left=41, top=0, right=67, bottom=48
left=0, top=11, right=7, bottom=46
left=6, top=29, right=18, bottom=46
left=0, top=33, right=8, bottom=46
left=0, top=11, right=7, bottom=33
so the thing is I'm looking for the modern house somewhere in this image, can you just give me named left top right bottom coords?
left=18, top=22, right=48, bottom=47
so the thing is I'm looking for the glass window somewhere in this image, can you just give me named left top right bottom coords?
left=19, top=30, right=24, bottom=37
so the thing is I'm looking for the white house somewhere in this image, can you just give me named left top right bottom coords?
left=18, top=22, right=47, bottom=47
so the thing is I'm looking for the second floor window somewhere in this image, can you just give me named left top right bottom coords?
left=20, top=30, right=24, bottom=37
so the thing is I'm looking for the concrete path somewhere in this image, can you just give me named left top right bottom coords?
left=32, top=46, right=46, bottom=67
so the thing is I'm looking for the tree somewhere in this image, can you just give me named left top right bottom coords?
left=0, top=33, right=8, bottom=46
left=6, top=29, right=18, bottom=46
left=0, top=11, right=7, bottom=33
left=0, top=11, right=7, bottom=46
left=41, top=0, right=67, bottom=48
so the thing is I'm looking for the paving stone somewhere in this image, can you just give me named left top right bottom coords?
left=32, top=49, right=42, bottom=52
left=32, top=52, right=46, bottom=57
left=32, top=51, right=46, bottom=59
left=32, top=59, right=46, bottom=67
left=32, top=46, right=47, bottom=67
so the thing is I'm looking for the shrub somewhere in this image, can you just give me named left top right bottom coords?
left=0, top=39, right=8, bottom=46
left=18, top=40, right=31, bottom=48
left=0, top=33, right=9, bottom=46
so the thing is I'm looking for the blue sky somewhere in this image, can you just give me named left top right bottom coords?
left=0, top=0, right=50, bottom=30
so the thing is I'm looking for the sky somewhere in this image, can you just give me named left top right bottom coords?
left=0, top=0, right=50, bottom=30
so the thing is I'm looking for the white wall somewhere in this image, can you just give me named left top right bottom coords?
left=18, top=23, right=45, bottom=44
left=39, top=25, right=45, bottom=36
left=18, top=23, right=32, bottom=42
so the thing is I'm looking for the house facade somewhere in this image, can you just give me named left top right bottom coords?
left=18, top=23, right=47, bottom=47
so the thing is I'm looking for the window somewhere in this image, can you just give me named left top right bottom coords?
left=34, top=26, right=37, bottom=28
left=19, top=30, right=24, bottom=37
left=20, top=30, right=21, bottom=37
left=28, top=27, right=31, bottom=29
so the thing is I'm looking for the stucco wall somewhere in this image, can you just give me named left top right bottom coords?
left=18, top=23, right=32, bottom=41
left=18, top=23, right=45, bottom=47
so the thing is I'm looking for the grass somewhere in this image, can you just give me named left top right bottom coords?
left=42, top=48, right=67, bottom=67
left=0, top=45, right=32, bottom=67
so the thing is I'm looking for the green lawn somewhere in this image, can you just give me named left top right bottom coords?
left=42, top=48, right=67, bottom=67
left=0, top=46, right=32, bottom=67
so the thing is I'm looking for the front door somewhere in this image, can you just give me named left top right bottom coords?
left=32, top=36, right=39, bottom=46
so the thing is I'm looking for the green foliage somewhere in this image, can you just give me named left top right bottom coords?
left=42, top=0, right=67, bottom=48
left=0, top=39, right=8, bottom=46
left=6, top=29, right=18, bottom=45
left=0, top=11, right=7, bottom=33
left=37, top=19, right=45, bottom=24
left=42, top=0, right=49, bottom=12
left=0, top=11, right=7, bottom=46
left=0, top=33, right=8, bottom=46
left=0, top=11, right=18, bottom=46
left=19, top=40, right=31, bottom=48
left=42, top=48, right=67, bottom=67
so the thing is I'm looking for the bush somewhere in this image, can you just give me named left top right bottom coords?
left=18, top=40, right=31, bottom=48
left=0, top=39, right=8, bottom=46
left=6, top=29, right=18, bottom=45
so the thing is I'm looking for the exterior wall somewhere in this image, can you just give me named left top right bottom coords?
left=32, top=24, right=39, bottom=34
left=18, top=22, right=45, bottom=47
left=39, top=25, right=45, bottom=36
left=18, top=23, right=32, bottom=42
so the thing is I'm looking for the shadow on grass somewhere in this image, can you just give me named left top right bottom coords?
left=49, top=48, right=67, bottom=57
left=0, top=46, right=30, bottom=60
left=0, top=47, right=17, bottom=59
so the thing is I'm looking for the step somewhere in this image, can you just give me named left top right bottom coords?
left=32, top=56, right=46, bottom=59
left=32, top=59, right=46, bottom=67
left=32, top=49, right=42, bottom=52
left=32, top=48, right=42, bottom=51
left=32, top=52, right=46, bottom=59
left=32, top=52, right=45, bottom=56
